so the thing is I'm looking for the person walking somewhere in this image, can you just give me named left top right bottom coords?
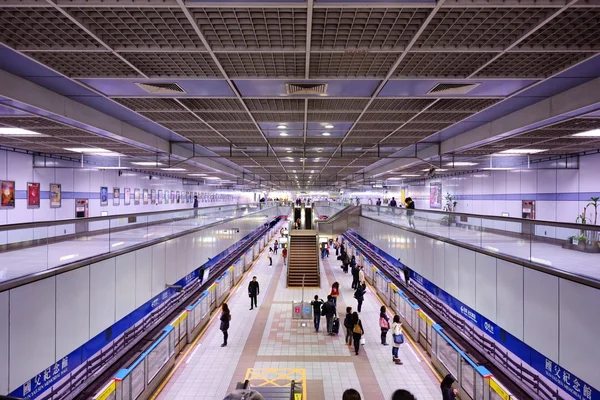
left=358, top=265, right=365, bottom=286
left=354, top=283, right=366, bottom=313
left=390, top=196, right=397, bottom=215
left=376, top=198, right=382, bottom=215
left=405, top=197, right=416, bottom=229
left=351, top=263, right=360, bottom=289
left=330, top=282, right=340, bottom=306
left=391, top=314, right=404, bottom=364
left=344, top=306, right=354, bottom=347
left=351, top=312, right=364, bottom=355
left=248, top=276, right=260, bottom=310
left=193, top=195, right=199, bottom=217
left=322, top=295, right=337, bottom=335
left=379, top=306, right=390, bottom=345
left=441, top=374, right=458, bottom=400
left=220, top=303, right=231, bottom=347
left=282, top=247, right=288, bottom=265
left=342, top=389, right=361, bottom=400
left=267, top=252, right=272, bottom=266
left=273, top=240, right=278, bottom=255
left=311, top=295, right=324, bottom=332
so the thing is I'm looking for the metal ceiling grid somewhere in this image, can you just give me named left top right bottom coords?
left=252, top=112, right=304, bottom=122
left=306, top=112, right=361, bottom=122
left=27, top=51, right=141, bottom=77
left=403, top=121, right=453, bottom=131
left=429, top=98, right=501, bottom=111
left=0, top=116, right=67, bottom=129
left=354, top=122, right=407, bottom=131
left=361, top=112, right=418, bottom=122
left=367, top=98, right=437, bottom=112
left=216, top=53, right=305, bottom=77
left=137, top=111, right=199, bottom=122
left=476, top=52, right=591, bottom=77
left=68, top=8, right=206, bottom=50
left=122, top=52, right=222, bottom=77
left=194, top=111, right=254, bottom=122
left=307, top=99, right=370, bottom=112
left=0, top=8, right=100, bottom=49
left=310, top=8, right=429, bottom=51
left=395, top=52, right=494, bottom=77
left=160, top=121, right=210, bottom=131
left=518, top=8, right=600, bottom=49
left=309, top=52, right=398, bottom=78
left=413, top=111, right=475, bottom=122
left=183, top=136, right=230, bottom=145
left=245, top=99, right=304, bottom=112
left=178, top=98, right=243, bottom=112
left=113, top=98, right=186, bottom=111
left=192, top=8, right=308, bottom=50
left=390, top=130, right=437, bottom=138
left=343, top=136, right=389, bottom=145
left=414, top=8, right=554, bottom=49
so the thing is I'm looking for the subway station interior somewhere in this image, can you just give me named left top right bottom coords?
left=0, top=1, right=600, bottom=399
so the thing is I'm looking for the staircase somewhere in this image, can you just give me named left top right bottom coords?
left=287, top=230, right=320, bottom=287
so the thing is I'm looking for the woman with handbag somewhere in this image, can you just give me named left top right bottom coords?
left=351, top=312, right=364, bottom=355
left=220, top=303, right=231, bottom=347
left=391, top=314, right=404, bottom=364
left=379, top=306, right=390, bottom=346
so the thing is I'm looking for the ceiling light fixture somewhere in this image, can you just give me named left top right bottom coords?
left=445, top=162, right=478, bottom=166
left=188, top=173, right=207, bottom=176
left=321, top=132, right=331, bottom=136
left=0, top=128, right=43, bottom=136
left=287, top=150, right=292, bottom=153
left=205, top=177, right=220, bottom=180
left=400, top=174, right=420, bottom=177
left=161, top=168, right=186, bottom=171
left=277, top=124, right=287, bottom=129
left=498, top=149, right=547, bottom=155
left=65, top=147, right=111, bottom=153
left=421, top=168, right=447, bottom=172
left=572, top=129, right=600, bottom=137
left=280, top=132, right=288, bottom=137
left=324, top=124, right=334, bottom=129
left=131, top=162, right=164, bottom=166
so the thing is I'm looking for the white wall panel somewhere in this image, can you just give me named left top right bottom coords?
left=185, top=235, right=195, bottom=275
left=458, top=248, right=476, bottom=308
left=475, top=253, right=497, bottom=322
left=537, top=169, right=557, bottom=194
left=0, top=291, right=8, bottom=395
left=520, top=170, right=537, bottom=195
left=55, top=266, right=90, bottom=360
left=89, top=258, right=116, bottom=338
left=9, top=277, right=56, bottom=392
left=115, top=252, right=136, bottom=321
left=416, top=236, right=434, bottom=281
left=444, top=243, right=459, bottom=298
left=496, top=260, right=524, bottom=340
left=432, top=240, right=445, bottom=288
left=559, top=279, right=600, bottom=389
left=165, top=239, right=178, bottom=285
left=176, top=236, right=187, bottom=280
left=557, top=169, right=579, bottom=193
left=523, top=268, right=559, bottom=362
left=151, top=242, right=166, bottom=296
left=135, top=247, right=153, bottom=307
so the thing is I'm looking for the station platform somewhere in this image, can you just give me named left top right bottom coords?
left=154, top=233, right=441, bottom=400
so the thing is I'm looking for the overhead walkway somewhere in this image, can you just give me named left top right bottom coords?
left=0, top=202, right=281, bottom=284
left=362, top=205, right=600, bottom=282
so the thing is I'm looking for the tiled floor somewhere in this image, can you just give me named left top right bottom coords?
left=156, top=228, right=441, bottom=400
left=363, top=209, right=600, bottom=281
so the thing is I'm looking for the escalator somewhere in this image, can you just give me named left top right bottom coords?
left=304, top=207, right=312, bottom=229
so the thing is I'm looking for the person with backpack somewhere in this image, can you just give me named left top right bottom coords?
left=351, top=312, right=364, bottom=355
left=354, top=283, right=366, bottom=313
left=344, top=306, right=354, bottom=347
left=391, top=314, right=404, bottom=364
left=311, top=295, right=324, bottom=332
left=322, top=295, right=337, bottom=335
left=379, top=306, right=390, bottom=346
left=220, top=303, right=231, bottom=347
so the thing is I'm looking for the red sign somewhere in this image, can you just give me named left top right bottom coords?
left=27, top=182, right=40, bottom=208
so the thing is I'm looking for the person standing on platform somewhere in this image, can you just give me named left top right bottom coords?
left=351, top=262, right=360, bottom=289
left=390, top=197, right=397, bottom=215
left=330, top=282, right=340, bottom=306
left=441, top=374, right=458, bottom=400
left=273, top=240, right=278, bottom=255
left=391, top=314, right=404, bottom=365
left=267, top=252, right=272, bottom=266
left=354, top=283, right=366, bottom=313
left=351, top=312, right=364, bottom=355
left=282, top=247, right=288, bottom=265
left=379, top=306, right=390, bottom=346
left=405, top=197, right=416, bottom=229
left=344, top=306, right=354, bottom=347
left=193, top=195, right=199, bottom=218
left=248, top=276, right=260, bottom=310
left=220, top=303, right=231, bottom=347
left=322, top=295, right=337, bottom=335
left=311, top=295, right=324, bottom=332
left=358, top=265, right=365, bottom=286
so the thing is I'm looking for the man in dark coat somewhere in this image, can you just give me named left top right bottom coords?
left=322, top=295, right=337, bottom=335
left=351, top=263, right=360, bottom=289
left=248, top=276, right=260, bottom=310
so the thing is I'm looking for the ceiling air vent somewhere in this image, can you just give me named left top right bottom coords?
left=428, top=82, right=480, bottom=95
left=285, top=83, right=328, bottom=95
left=135, top=82, right=186, bottom=95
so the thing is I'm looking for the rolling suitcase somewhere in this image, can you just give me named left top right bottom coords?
left=332, top=317, right=340, bottom=335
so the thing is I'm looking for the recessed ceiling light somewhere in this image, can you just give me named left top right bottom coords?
left=188, top=173, right=207, bottom=176
left=572, top=129, right=600, bottom=137
left=280, top=132, right=288, bottom=137
left=400, top=174, right=420, bottom=177
left=324, top=124, right=334, bottom=129
left=498, top=149, right=547, bottom=155
left=277, top=124, right=287, bottom=129
left=445, top=162, right=478, bottom=166
left=65, top=147, right=111, bottom=153
left=310, top=170, right=314, bottom=173
left=322, top=132, right=331, bottom=136
left=421, top=168, right=447, bottom=172
left=287, top=150, right=292, bottom=153
left=131, top=161, right=164, bottom=166
left=387, top=177, right=403, bottom=180
left=205, top=177, right=220, bottom=180
left=161, top=168, right=186, bottom=171
left=0, top=128, right=42, bottom=136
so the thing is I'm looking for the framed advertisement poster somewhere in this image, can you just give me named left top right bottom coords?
left=165, top=190, right=169, bottom=204
left=429, top=182, right=442, bottom=209
left=124, top=188, right=131, bottom=206
left=50, top=183, right=61, bottom=208
left=27, top=182, right=40, bottom=209
left=100, top=186, right=108, bottom=206
left=176, top=191, right=180, bottom=203
left=1, top=180, right=15, bottom=208
left=134, top=188, right=141, bottom=205
left=143, top=189, right=149, bottom=205
left=151, top=189, right=156, bottom=205
left=158, top=190, right=163, bottom=204
left=113, top=188, right=120, bottom=206
left=171, top=191, right=175, bottom=203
